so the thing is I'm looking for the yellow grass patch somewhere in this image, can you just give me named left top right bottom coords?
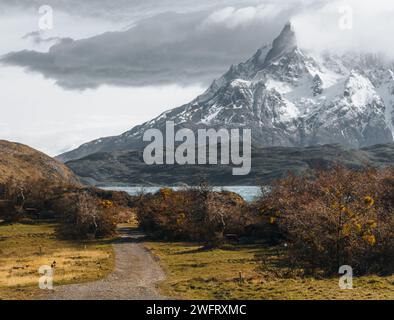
left=0, top=222, right=114, bottom=300
left=146, top=242, right=394, bottom=300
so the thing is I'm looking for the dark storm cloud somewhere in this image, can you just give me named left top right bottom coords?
left=2, top=5, right=298, bottom=89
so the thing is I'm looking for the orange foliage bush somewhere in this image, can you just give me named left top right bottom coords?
left=136, top=186, right=255, bottom=245
left=0, top=177, right=134, bottom=239
left=257, top=166, right=394, bottom=275
left=54, top=192, right=117, bottom=239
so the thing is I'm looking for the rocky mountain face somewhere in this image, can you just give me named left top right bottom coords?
left=66, top=143, right=394, bottom=186
left=58, top=23, right=394, bottom=163
left=0, top=140, right=79, bottom=185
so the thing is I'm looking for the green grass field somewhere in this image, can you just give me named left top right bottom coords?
left=0, top=222, right=114, bottom=300
left=2, top=221, right=393, bottom=300
left=146, top=242, right=394, bottom=300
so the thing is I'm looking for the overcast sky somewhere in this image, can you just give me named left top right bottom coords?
left=0, top=0, right=392, bottom=156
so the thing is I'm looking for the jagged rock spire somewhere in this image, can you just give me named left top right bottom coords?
left=264, top=22, right=297, bottom=66
left=312, top=74, right=323, bottom=96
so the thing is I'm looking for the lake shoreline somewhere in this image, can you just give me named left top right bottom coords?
left=102, top=186, right=265, bottom=202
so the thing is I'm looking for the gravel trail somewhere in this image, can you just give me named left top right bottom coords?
left=44, top=226, right=167, bottom=300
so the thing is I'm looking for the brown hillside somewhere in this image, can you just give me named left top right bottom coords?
left=0, top=140, right=79, bottom=185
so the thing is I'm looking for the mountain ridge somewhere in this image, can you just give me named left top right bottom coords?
left=65, top=142, right=394, bottom=186
left=58, top=23, right=394, bottom=163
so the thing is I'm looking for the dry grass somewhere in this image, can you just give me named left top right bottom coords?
left=146, top=242, right=394, bottom=300
left=0, top=140, right=78, bottom=185
left=0, top=222, right=114, bottom=300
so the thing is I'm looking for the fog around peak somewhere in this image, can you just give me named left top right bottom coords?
left=292, top=0, right=394, bottom=59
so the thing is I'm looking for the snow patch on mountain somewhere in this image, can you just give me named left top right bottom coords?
left=345, top=71, right=378, bottom=110
left=57, top=23, right=394, bottom=163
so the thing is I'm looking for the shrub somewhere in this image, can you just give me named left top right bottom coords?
left=54, top=192, right=117, bottom=239
left=0, top=178, right=26, bottom=222
left=81, top=187, right=136, bottom=224
left=136, top=186, right=255, bottom=245
left=0, top=177, right=74, bottom=221
left=257, top=166, right=394, bottom=275
left=0, top=176, right=126, bottom=238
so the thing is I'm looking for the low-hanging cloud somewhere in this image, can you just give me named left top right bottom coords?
left=292, top=0, right=394, bottom=58
left=1, top=2, right=300, bottom=90
left=200, top=3, right=292, bottom=30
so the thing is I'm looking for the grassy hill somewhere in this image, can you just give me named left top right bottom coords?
left=0, top=140, right=79, bottom=185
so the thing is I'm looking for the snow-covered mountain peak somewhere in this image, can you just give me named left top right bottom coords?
left=57, top=24, right=394, bottom=163
left=263, top=22, right=297, bottom=66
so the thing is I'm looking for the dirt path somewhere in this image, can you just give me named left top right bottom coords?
left=44, top=226, right=167, bottom=300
